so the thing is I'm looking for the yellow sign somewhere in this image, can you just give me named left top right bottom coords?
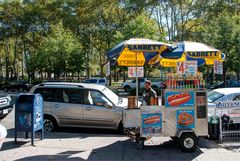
left=117, top=48, right=145, bottom=66
left=160, top=54, right=186, bottom=67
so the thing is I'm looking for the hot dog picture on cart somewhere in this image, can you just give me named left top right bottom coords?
left=142, top=113, right=162, bottom=136
left=165, top=91, right=195, bottom=107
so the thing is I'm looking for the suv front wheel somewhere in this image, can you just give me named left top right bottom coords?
left=44, top=116, right=57, bottom=132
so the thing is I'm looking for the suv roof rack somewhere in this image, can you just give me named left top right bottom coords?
left=39, top=83, right=83, bottom=88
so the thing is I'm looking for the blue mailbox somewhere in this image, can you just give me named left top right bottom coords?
left=15, top=93, right=44, bottom=145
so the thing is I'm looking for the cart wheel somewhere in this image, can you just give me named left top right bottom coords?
left=136, top=137, right=145, bottom=149
left=179, top=133, right=198, bottom=152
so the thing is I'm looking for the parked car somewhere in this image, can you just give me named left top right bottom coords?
left=121, top=78, right=162, bottom=92
left=207, top=88, right=240, bottom=138
left=0, top=95, right=14, bottom=120
left=83, top=78, right=108, bottom=86
left=29, top=82, right=138, bottom=132
left=210, top=80, right=240, bottom=89
left=2, top=81, right=32, bottom=92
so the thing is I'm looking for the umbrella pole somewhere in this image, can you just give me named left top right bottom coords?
left=135, top=52, right=138, bottom=107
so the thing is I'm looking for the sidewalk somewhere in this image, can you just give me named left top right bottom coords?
left=1, top=129, right=240, bottom=161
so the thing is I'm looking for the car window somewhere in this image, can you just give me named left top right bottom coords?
left=217, top=95, right=228, bottom=102
left=86, top=90, right=112, bottom=107
left=89, top=79, right=97, bottom=83
left=99, top=79, right=106, bottom=83
left=207, top=91, right=224, bottom=103
left=140, top=78, right=145, bottom=82
left=53, top=89, right=64, bottom=103
left=233, top=95, right=240, bottom=101
left=65, top=89, right=85, bottom=104
left=34, top=88, right=54, bottom=101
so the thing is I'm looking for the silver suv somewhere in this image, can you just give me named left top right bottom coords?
left=29, top=82, right=128, bottom=132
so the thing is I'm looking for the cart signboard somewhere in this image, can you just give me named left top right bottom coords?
left=142, top=113, right=162, bottom=136
left=214, top=60, right=223, bottom=75
left=177, top=61, right=197, bottom=76
left=128, top=67, right=144, bottom=77
left=177, top=110, right=195, bottom=129
left=196, top=91, right=207, bottom=119
left=165, top=90, right=195, bottom=108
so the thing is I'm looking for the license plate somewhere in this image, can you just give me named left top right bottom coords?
left=3, top=109, right=8, bottom=114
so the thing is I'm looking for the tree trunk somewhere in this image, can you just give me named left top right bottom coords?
left=114, top=67, right=117, bottom=82
left=4, top=38, right=10, bottom=82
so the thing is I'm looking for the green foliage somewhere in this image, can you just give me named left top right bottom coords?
left=115, top=13, right=164, bottom=41
left=29, top=22, right=84, bottom=78
left=0, top=0, right=239, bottom=82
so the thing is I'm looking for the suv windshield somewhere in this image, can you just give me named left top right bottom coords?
left=207, top=91, right=225, bottom=103
left=101, top=87, right=119, bottom=105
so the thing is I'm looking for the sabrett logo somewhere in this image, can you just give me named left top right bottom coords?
left=187, top=51, right=218, bottom=57
left=127, top=45, right=162, bottom=51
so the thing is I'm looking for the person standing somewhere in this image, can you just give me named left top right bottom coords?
left=142, top=80, right=157, bottom=105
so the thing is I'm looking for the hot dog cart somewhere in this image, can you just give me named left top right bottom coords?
left=106, top=40, right=224, bottom=152
left=123, top=73, right=208, bottom=152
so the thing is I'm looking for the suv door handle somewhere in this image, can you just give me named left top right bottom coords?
left=53, top=104, right=59, bottom=108
left=85, top=107, right=92, bottom=110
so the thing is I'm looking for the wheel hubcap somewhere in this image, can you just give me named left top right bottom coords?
left=184, top=138, right=194, bottom=148
left=44, top=119, right=53, bottom=132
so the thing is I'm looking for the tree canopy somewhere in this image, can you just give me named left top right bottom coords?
left=0, top=0, right=239, bottom=83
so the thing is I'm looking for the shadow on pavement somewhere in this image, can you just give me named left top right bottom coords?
left=14, top=139, right=203, bottom=161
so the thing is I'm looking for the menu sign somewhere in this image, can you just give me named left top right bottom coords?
left=196, top=91, right=207, bottom=119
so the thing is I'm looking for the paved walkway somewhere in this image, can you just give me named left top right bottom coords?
left=1, top=129, right=240, bottom=161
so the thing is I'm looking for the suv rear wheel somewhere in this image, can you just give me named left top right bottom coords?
left=44, top=116, right=58, bottom=132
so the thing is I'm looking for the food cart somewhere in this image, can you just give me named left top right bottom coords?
left=107, top=40, right=225, bottom=152
left=123, top=72, right=208, bottom=152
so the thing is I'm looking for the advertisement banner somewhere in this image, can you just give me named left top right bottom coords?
left=176, top=61, right=197, bottom=76
left=185, top=61, right=197, bottom=76
left=142, top=113, right=162, bottom=136
left=128, top=67, right=144, bottom=77
left=214, top=60, right=223, bottom=75
left=176, top=61, right=186, bottom=75
left=165, top=91, right=195, bottom=108
left=177, top=110, right=195, bottom=129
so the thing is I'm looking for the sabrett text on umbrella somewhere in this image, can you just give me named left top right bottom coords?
left=187, top=51, right=218, bottom=57
left=127, top=45, right=162, bottom=51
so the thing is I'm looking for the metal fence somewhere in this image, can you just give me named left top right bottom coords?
left=218, top=108, right=240, bottom=141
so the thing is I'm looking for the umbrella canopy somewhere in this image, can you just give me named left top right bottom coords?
left=106, top=38, right=173, bottom=66
left=160, top=41, right=225, bottom=67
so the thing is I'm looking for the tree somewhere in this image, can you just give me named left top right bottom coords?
left=29, top=22, right=84, bottom=80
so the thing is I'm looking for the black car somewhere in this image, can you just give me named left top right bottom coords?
left=2, top=81, right=32, bottom=92
left=211, top=80, right=240, bottom=89
left=0, top=95, right=14, bottom=120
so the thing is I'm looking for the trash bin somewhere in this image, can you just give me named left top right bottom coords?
left=0, top=124, right=7, bottom=149
left=15, top=93, right=44, bottom=145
